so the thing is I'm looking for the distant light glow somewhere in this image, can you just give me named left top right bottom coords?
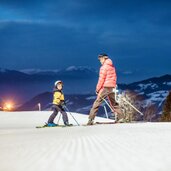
left=4, top=102, right=14, bottom=111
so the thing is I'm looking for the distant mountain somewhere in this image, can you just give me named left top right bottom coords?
left=126, top=74, right=171, bottom=91
left=17, top=92, right=101, bottom=116
left=0, top=67, right=98, bottom=103
left=17, top=74, right=171, bottom=119
left=20, top=69, right=60, bottom=75
left=0, top=66, right=97, bottom=82
left=121, top=74, right=171, bottom=112
left=0, top=68, right=171, bottom=114
left=20, top=66, right=97, bottom=75
left=0, top=68, right=30, bottom=82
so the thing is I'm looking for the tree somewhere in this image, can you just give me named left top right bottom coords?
left=119, top=90, right=144, bottom=122
left=143, top=103, right=158, bottom=122
left=161, top=91, right=171, bottom=122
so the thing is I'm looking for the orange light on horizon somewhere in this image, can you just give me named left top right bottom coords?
left=4, top=102, right=14, bottom=111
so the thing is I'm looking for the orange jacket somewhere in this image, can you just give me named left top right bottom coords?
left=96, top=58, right=117, bottom=93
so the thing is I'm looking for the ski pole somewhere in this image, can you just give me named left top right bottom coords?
left=103, top=105, right=109, bottom=119
left=63, top=106, right=80, bottom=126
left=113, top=87, right=143, bottom=116
left=121, top=97, right=144, bottom=116
left=100, top=97, right=117, bottom=121
left=113, top=87, right=120, bottom=104
left=57, top=112, right=62, bottom=124
left=102, top=98, right=114, bottom=113
left=97, top=92, right=117, bottom=120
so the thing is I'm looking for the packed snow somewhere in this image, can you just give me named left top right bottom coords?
left=0, top=111, right=171, bottom=171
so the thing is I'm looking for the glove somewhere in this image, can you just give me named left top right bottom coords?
left=95, top=90, right=99, bottom=95
left=60, top=101, right=66, bottom=107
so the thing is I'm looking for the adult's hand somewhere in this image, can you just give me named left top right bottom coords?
left=95, top=90, right=99, bottom=95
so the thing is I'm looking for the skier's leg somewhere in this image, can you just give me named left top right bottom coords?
left=88, top=88, right=109, bottom=123
left=61, top=109, right=69, bottom=125
left=48, top=105, right=58, bottom=123
left=108, top=89, right=124, bottom=121
left=54, top=106, right=69, bottom=125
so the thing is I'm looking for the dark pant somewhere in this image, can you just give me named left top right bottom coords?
left=48, top=105, right=68, bottom=124
left=88, top=87, right=123, bottom=120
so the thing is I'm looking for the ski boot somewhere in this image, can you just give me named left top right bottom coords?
left=64, top=121, right=73, bottom=126
left=86, top=118, right=94, bottom=125
left=116, top=118, right=125, bottom=123
left=47, top=123, right=58, bottom=127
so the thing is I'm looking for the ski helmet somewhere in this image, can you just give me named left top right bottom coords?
left=54, top=80, right=63, bottom=87
left=98, top=53, right=108, bottom=59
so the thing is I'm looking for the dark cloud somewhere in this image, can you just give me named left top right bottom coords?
left=0, top=0, right=171, bottom=81
left=0, top=0, right=44, bottom=7
left=0, top=21, right=101, bottom=69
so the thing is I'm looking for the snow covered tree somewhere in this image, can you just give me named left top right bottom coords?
left=119, top=90, right=144, bottom=122
left=143, top=103, right=157, bottom=122
left=161, top=91, right=171, bottom=122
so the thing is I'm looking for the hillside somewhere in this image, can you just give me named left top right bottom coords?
left=17, top=75, right=171, bottom=117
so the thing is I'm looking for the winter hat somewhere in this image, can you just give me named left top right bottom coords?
left=98, top=53, right=108, bottom=59
left=54, top=80, right=63, bottom=87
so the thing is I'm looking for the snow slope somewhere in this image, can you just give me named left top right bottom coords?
left=0, top=111, right=171, bottom=171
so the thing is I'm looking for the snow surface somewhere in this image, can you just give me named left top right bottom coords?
left=86, top=96, right=97, bottom=100
left=20, top=69, right=59, bottom=74
left=145, top=90, right=169, bottom=106
left=66, top=66, right=78, bottom=71
left=138, top=83, right=158, bottom=90
left=147, top=91, right=168, bottom=101
left=166, top=82, right=171, bottom=86
left=1, top=111, right=171, bottom=171
left=163, top=82, right=171, bottom=86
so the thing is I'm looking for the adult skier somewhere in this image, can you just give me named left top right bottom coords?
left=87, top=53, right=124, bottom=125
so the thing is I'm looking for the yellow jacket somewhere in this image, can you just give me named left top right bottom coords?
left=53, top=90, right=64, bottom=105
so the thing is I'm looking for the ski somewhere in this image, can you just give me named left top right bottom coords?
left=82, top=121, right=117, bottom=126
left=82, top=124, right=95, bottom=126
left=36, top=124, right=74, bottom=128
left=95, top=121, right=143, bottom=124
left=95, top=121, right=117, bottom=124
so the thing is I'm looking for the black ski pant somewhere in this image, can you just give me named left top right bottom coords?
left=48, top=105, right=68, bottom=124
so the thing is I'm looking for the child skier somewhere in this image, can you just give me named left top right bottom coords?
left=47, top=80, right=70, bottom=126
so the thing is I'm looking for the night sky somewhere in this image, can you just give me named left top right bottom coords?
left=0, top=0, right=171, bottom=81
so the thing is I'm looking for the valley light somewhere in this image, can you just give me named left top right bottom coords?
left=4, top=102, right=14, bottom=111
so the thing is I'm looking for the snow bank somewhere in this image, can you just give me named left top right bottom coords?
left=0, top=111, right=171, bottom=171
